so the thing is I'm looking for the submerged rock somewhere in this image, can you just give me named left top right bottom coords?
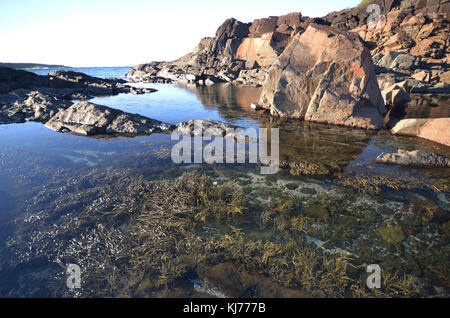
left=378, top=225, right=406, bottom=245
left=176, top=119, right=240, bottom=137
left=45, top=101, right=175, bottom=136
left=175, top=119, right=257, bottom=143
left=257, top=24, right=385, bottom=129
left=376, top=149, right=450, bottom=168
left=303, top=202, right=330, bottom=220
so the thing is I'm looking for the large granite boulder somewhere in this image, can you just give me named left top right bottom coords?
left=257, top=24, right=385, bottom=129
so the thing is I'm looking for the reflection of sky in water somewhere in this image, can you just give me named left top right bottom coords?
left=91, top=84, right=223, bottom=125
left=0, top=122, right=174, bottom=173
left=90, top=83, right=261, bottom=129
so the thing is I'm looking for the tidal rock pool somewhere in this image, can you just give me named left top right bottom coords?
left=0, top=83, right=448, bottom=297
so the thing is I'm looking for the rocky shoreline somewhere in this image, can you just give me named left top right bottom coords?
left=126, top=0, right=449, bottom=145
left=0, top=68, right=170, bottom=135
left=0, top=68, right=252, bottom=137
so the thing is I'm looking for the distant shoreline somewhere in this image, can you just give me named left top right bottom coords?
left=0, top=62, right=69, bottom=70
left=0, top=63, right=134, bottom=70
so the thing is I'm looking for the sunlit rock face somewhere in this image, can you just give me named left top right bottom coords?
left=350, top=1, right=449, bottom=59
left=257, top=24, right=385, bottom=129
left=236, top=34, right=280, bottom=69
left=390, top=118, right=450, bottom=146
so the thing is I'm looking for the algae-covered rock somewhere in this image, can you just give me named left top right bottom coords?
left=303, top=202, right=330, bottom=220
left=300, top=187, right=317, bottom=195
left=440, top=221, right=450, bottom=237
left=254, top=280, right=309, bottom=298
left=378, top=225, right=406, bottom=245
left=197, top=262, right=259, bottom=297
left=335, top=215, right=359, bottom=240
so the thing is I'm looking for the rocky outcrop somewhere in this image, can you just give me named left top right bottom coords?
left=0, top=68, right=155, bottom=98
left=376, top=149, right=450, bottom=167
left=256, top=24, right=385, bottom=129
left=124, top=0, right=449, bottom=143
left=45, top=101, right=174, bottom=136
left=390, top=117, right=450, bottom=146
left=128, top=0, right=449, bottom=87
left=0, top=90, right=175, bottom=136
left=126, top=13, right=329, bottom=87
left=374, top=51, right=450, bottom=97
left=126, top=18, right=252, bottom=85
left=0, top=68, right=252, bottom=138
left=352, top=2, right=449, bottom=60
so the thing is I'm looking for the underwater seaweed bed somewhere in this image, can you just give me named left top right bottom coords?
left=0, top=163, right=448, bottom=298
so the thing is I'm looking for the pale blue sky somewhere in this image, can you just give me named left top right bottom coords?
left=0, top=0, right=360, bottom=66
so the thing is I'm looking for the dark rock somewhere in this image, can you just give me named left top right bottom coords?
left=45, top=101, right=174, bottom=136
left=285, top=183, right=299, bottom=190
left=375, top=52, right=422, bottom=75
left=0, top=89, right=72, bottom=124
left=300, top=187, right=317, bottom=195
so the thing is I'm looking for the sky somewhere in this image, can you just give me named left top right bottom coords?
left=0, top=0, right=361, bottom=67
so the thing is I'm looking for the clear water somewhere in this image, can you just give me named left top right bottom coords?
left=0, top=68, right=449, bottom=298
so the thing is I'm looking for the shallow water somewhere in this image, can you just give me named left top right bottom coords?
left=0, top=78, right=449, bottom=297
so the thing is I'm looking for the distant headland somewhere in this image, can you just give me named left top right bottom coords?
left=0, top=62, right=69, bottom=70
